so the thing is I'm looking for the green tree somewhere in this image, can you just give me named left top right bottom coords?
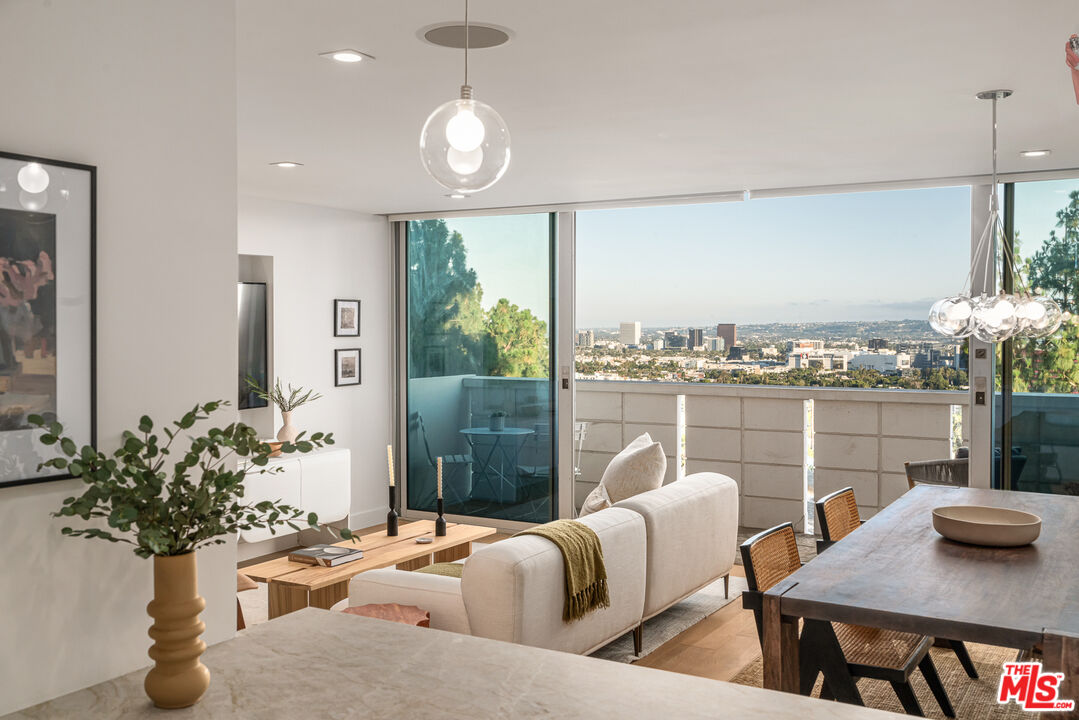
left=485, top=298, right=549, bottom=377
left=1012, top=190, right=1079, bottom=393
left=407, top=219, right=486, bottom=377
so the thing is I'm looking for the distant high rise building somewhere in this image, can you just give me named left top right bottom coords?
left=687, top=328, right=704, bottom=349
left=715, top=324, right=736, bottom=350
left=787, top=339, right=825, bottom=352
left=707, top=337, right=726, bottom=352
left=664, top=331, right=687, bottom=349
left=576, top=330, right=595, bottom=348
left=868, top=338, right=889, bottom=350
left=651, top=338, right=665, bottom=350
left=620, top=321, right=641, bottom=347
left=728, top=345, right=746, bottom=361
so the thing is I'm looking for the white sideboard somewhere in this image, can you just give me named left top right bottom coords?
left=239, top=448, right=351, bottom=543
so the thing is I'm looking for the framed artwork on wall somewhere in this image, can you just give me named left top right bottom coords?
left=334, top=298, right=360, bottom=337
left=335, top=348, right=361, bottom=387
left=0, top=151, right=96, bottom=488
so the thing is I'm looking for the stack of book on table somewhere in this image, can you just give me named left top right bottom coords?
left=288, top=544, right=364, bottom=567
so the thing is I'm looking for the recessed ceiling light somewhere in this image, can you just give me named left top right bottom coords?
left=1019, top=149, right=1051, bottom=158
left=270, top=161, right=303, bottom=168
left=319, top=49, right=374, bottom=64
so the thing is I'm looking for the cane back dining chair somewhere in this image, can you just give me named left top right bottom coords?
left=903, top=458, right=969, bottom=490
left=740, top=523, right=955, bottom=717
left=814, top=487, right=979, bottom=681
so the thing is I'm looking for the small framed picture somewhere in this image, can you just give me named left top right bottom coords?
left=335, top=348, right=361, bottom=386
left=334, top=299, right=360, bottom=337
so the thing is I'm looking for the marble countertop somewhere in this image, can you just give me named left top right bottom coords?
left=5, top=608, right=905, bottom=719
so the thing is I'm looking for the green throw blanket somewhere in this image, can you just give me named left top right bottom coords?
left=516, top=519, right=610, bottom=622
left=414, top=562, right=464, bottom=578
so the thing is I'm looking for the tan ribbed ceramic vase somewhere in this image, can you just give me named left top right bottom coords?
left=277, top=410, right=298, bottom=443
left=144, top=553, right=210, bottom=709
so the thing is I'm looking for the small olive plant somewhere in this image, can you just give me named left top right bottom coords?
left=29, top=400, right=357, bottom=558
left=245, top=377, right=322, bottom=413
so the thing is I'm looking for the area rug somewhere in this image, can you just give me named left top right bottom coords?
left=589, top=574, right=747, bottom=663
left=730, top=642, right=1025, bottom=719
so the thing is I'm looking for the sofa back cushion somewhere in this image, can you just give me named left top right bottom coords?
left=579, top=433, right=666, bottom=516
left=460, top=507, right=646, bottom=654
left=614, top=472, right=738, bottom=618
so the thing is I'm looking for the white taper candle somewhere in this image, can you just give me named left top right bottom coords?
left=387, top=444, right=395, bottom=487
left=436, top=456, right=443, bottom=499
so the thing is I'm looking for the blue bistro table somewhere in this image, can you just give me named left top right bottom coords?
left=459, top=427, right=534, bottom=504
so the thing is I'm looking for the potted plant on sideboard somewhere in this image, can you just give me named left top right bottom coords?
left=29, top=400, right=352, bottom=710
left=245, top=377, right=322, bottom=443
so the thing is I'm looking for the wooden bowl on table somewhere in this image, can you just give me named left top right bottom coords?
left=932, top=505, right=1042, bottom=547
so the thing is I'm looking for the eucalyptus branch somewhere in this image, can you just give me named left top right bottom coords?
left=28, top=401, right=339, bottom=559
left=244, top=377, right=323, bottom=413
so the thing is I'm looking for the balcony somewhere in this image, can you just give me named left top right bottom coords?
left=575, top=380, right=969, bottom=529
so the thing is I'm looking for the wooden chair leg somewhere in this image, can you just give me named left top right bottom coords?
left=723, top=573, right=729, bottom=599
left=919, top=653, right=956, bottom=718
left=946, top=639, right=979, bottom=679
left=801, top=619, right=863, bottom=705
left=632, top=624, right=643, bottom=656
left=237, top=597, right=246, bottom=631
left=889, top=681, right=924, bottom=716
left=798, top=651, right=820, bottom=696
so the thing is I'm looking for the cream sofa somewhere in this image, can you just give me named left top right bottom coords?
left=348, top=472, right=738, bottom=655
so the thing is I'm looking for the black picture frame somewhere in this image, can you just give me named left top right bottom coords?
left=0, top=150, right=97, bottom=489
left=335, top=348, right=361, bottom=387
left=334, top=298, right=360, bottom=337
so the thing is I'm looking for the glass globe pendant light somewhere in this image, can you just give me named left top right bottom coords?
left=929, top=90, right=1062, bottom=342
left=419, top=0, right=510, bottom=195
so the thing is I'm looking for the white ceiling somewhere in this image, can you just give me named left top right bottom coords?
left=237, top=0, right=1079, bottom=216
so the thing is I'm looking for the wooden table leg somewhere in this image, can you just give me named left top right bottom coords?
left=1042, top=629, right=1079, bottom=720
left=434, top=541, right=471, bottom=563
left=397, top=554, right=432, bottom=571
left=268, top=581, right=309, bottom=619
left=762, top=579, right=800, bottom=693
left=309, top=580, right=350, bottom=610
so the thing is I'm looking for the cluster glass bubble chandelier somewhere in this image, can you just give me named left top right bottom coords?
left=930, top=90, right=1065, bottom=342
left=419, top=0, right=510, bottom=196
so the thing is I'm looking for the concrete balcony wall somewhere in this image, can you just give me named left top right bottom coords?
left=576, top=381, right=967, bottom=530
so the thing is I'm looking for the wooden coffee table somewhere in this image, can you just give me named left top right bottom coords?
left=243, top=520, right=495, bottom=619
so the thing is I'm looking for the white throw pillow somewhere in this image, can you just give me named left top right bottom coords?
left=579, top=433, right=666, bottom=516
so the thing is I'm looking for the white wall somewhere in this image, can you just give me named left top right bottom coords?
left=238, top=196, right=393, bottom=534
left=0, top=1, right=238, bottom=713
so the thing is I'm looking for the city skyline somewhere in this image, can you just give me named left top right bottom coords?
left=444, top=181, right=1074, bottom=330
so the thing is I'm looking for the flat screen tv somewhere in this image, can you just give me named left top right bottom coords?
left=238, top=282, right=268, bottom=409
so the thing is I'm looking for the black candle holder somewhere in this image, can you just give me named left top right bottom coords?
left=387, top=485, right=399, bottom=536
left=435, top=497, right=447, bottom=536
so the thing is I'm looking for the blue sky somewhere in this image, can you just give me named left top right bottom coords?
left=575, top=186, right=976, bottom=326
left=444, top=180, right=1078, bottom=328
left=447, top=213, right=552, bottom=323
left=1014, top=179, right=1078, bottom=261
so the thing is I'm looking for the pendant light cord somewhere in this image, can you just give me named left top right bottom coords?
left=464, top=0, right=470, bottom=88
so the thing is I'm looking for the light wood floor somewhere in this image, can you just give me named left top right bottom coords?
left=239, top=521, right=760, bottom=683
left=635, top=565, right=760, bottom=682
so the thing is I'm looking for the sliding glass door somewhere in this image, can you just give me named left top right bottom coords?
left=995, top=178, right=1079, bottom=493
left=404, top=214, right=557, bottom=524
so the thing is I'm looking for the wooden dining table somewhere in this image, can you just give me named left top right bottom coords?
left=761, top=484, right=1079, bottom=719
